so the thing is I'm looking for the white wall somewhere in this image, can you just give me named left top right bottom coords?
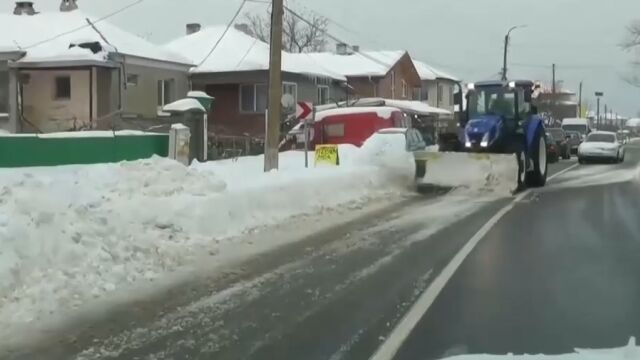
left=22, top=69, right=92, bottom=132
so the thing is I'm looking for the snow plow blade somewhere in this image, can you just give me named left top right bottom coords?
left=414, top=152, right=519, bottom=194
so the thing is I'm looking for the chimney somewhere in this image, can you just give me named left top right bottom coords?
left=336, top=42, right=348, bottom=55
left=60, top=0, right=78, bottom=12
left=14, top=1, right=35, bottom=15
left=234, top=23, right=254, bottom=37
left=186, top=23, right=202, bottom=35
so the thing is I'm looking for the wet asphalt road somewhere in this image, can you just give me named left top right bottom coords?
left=9, top=148, right=636, bottom=360
left=395, top=143, right=640, bottom=359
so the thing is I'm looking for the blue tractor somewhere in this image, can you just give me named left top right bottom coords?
left=458, top=80, right=548, bottom=189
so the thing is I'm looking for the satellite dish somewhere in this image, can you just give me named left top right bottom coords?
left=281, top=94, right=295, bottom=108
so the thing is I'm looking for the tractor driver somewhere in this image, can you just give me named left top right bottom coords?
left=488, top=92, right=515, bottom=118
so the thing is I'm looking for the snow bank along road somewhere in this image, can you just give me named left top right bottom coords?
left=4, top=156, right=590, bottom=360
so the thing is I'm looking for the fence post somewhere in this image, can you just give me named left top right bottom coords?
left=169, top=123, right=191, bottom=165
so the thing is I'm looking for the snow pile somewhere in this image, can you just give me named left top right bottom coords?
left=444, top=337, right=640, bottom=359
left=0, top=143, right=413, bottom=334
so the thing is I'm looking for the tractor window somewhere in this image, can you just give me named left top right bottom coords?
left=469, top=87, right=516, bottom=119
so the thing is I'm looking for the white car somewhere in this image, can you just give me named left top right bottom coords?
left=578, top=131, right=625, bottom=164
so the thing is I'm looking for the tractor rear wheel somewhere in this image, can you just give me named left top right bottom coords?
left=525, top=127, right=548, bottom=187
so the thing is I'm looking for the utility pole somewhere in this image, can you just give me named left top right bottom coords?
left=578, top=81, right=583, bottom=118
left=595, top=92, right=603, bottom=129
left=551, top=64, right=556, bottom=123
left=264, top=0, right=284, bottom=172
left=501, top=25, right=527, bottom=81
left=501, top=34, right=509, bottom=81
left=604, top=104, right=608, bottom=126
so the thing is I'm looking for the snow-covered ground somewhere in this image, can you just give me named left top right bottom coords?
left=0, top=141, right=415, bottom=339
left=443, top=337, right=640, bottom=359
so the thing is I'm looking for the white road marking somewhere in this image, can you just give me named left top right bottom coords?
left=368, top=163, right=579, bottom=360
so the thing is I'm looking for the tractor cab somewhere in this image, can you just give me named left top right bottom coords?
left=461, top=80, right=538, bottom=153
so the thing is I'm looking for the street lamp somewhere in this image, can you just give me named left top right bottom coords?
left=502, top=25, right=527, bottom=81
left=595, top=91, right=603, bottom=129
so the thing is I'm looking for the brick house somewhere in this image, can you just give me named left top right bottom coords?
left=165, top=25, right=347, bottom=138
left=294, top=46, right=422, bottom=102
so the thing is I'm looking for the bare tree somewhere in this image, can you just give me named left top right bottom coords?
left=621, top=20, right=640, bottom=86
left=241, top=9, right=329, bottom=53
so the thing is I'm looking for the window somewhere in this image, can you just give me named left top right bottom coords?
left=412, top=87, right=422, bottom=101
left=157, top=79, right=175, bottom=110
left=401, top=80, right=408, bottom=98
left=324, top=123, right=344, bottom=137
left=55, top=76, right=71, bottom=100
left=126, top=74, right=139, bottom=87
left=449, top=87, right=454, bottom=106
left=468, top=86, right=516, bottom=118
left=317, top=85, right=330, bottom=105
left=240, top=84, right=268, bottom=113
left=0, top=71, right=8, bottom=113
left=586, top=133, right=616, bottom=143
left=391, top=71, right=396, bottom=98
left=437, top=84, right=444, bottom=105
left=282, top=82, right=297, bottom=111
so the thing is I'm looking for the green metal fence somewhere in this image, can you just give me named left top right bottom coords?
left=0, top=132, right=169, bottom=168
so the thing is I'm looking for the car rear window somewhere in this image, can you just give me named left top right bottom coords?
left=586, top=133, right=615, bottom=143
left=547, top=129, right=564, bottom=140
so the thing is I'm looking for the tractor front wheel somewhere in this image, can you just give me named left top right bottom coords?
left=525, top=127, right=548, bottom=187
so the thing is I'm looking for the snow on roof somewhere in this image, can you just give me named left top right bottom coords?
left=316, top=106, right=400, bottom=122
left=562, top=118, right=589, bottom=125
left=164, top=26, right=345, bottom=81
left=383, top=99, right=452, bottom=115
left=412, top=59, right=459, bottom=81
left=0, top=11, right=190, bottom=65
left=163, top=98, right=206, bottom=113
left=187, top=91, right=213, bottom=99
left=626, top=118, right=640, bottom=127
left=291, top=50, right=406, bottom=77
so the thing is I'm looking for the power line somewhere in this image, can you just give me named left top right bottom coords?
left=511, top=62, right=616, bottom=69
left=22, top=0, right=145, bottom=49
left=198, top=0, right=248, bottom=67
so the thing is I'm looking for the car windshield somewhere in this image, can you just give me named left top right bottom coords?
left=562, top=124, right=587, bottom=134
left=468, top=86, right=517, bottom=118
left=586, top=133, right=616, bottom=143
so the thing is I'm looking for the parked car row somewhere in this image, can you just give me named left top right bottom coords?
left=545, top=128, right=572, bottom=163
left=546, top=126, right=626, bottom=165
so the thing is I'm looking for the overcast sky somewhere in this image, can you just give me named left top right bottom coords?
left=5, top=0, right=640, bottom=116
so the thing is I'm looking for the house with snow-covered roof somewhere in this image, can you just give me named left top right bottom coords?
left=412, top=59, right=460, bottom=114
left=0, top=1, right=192, bottom=133
left=164, top=24, right=348, bottom=138
left=291, top=45, right=422, bottom=103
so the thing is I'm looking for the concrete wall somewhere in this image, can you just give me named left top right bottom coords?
left=22, top=69, right=92, bottom=132
left=123, top=63, right=190, bottom=117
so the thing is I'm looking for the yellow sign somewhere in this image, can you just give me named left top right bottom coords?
left=314, top=144, right=339, bottom=166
